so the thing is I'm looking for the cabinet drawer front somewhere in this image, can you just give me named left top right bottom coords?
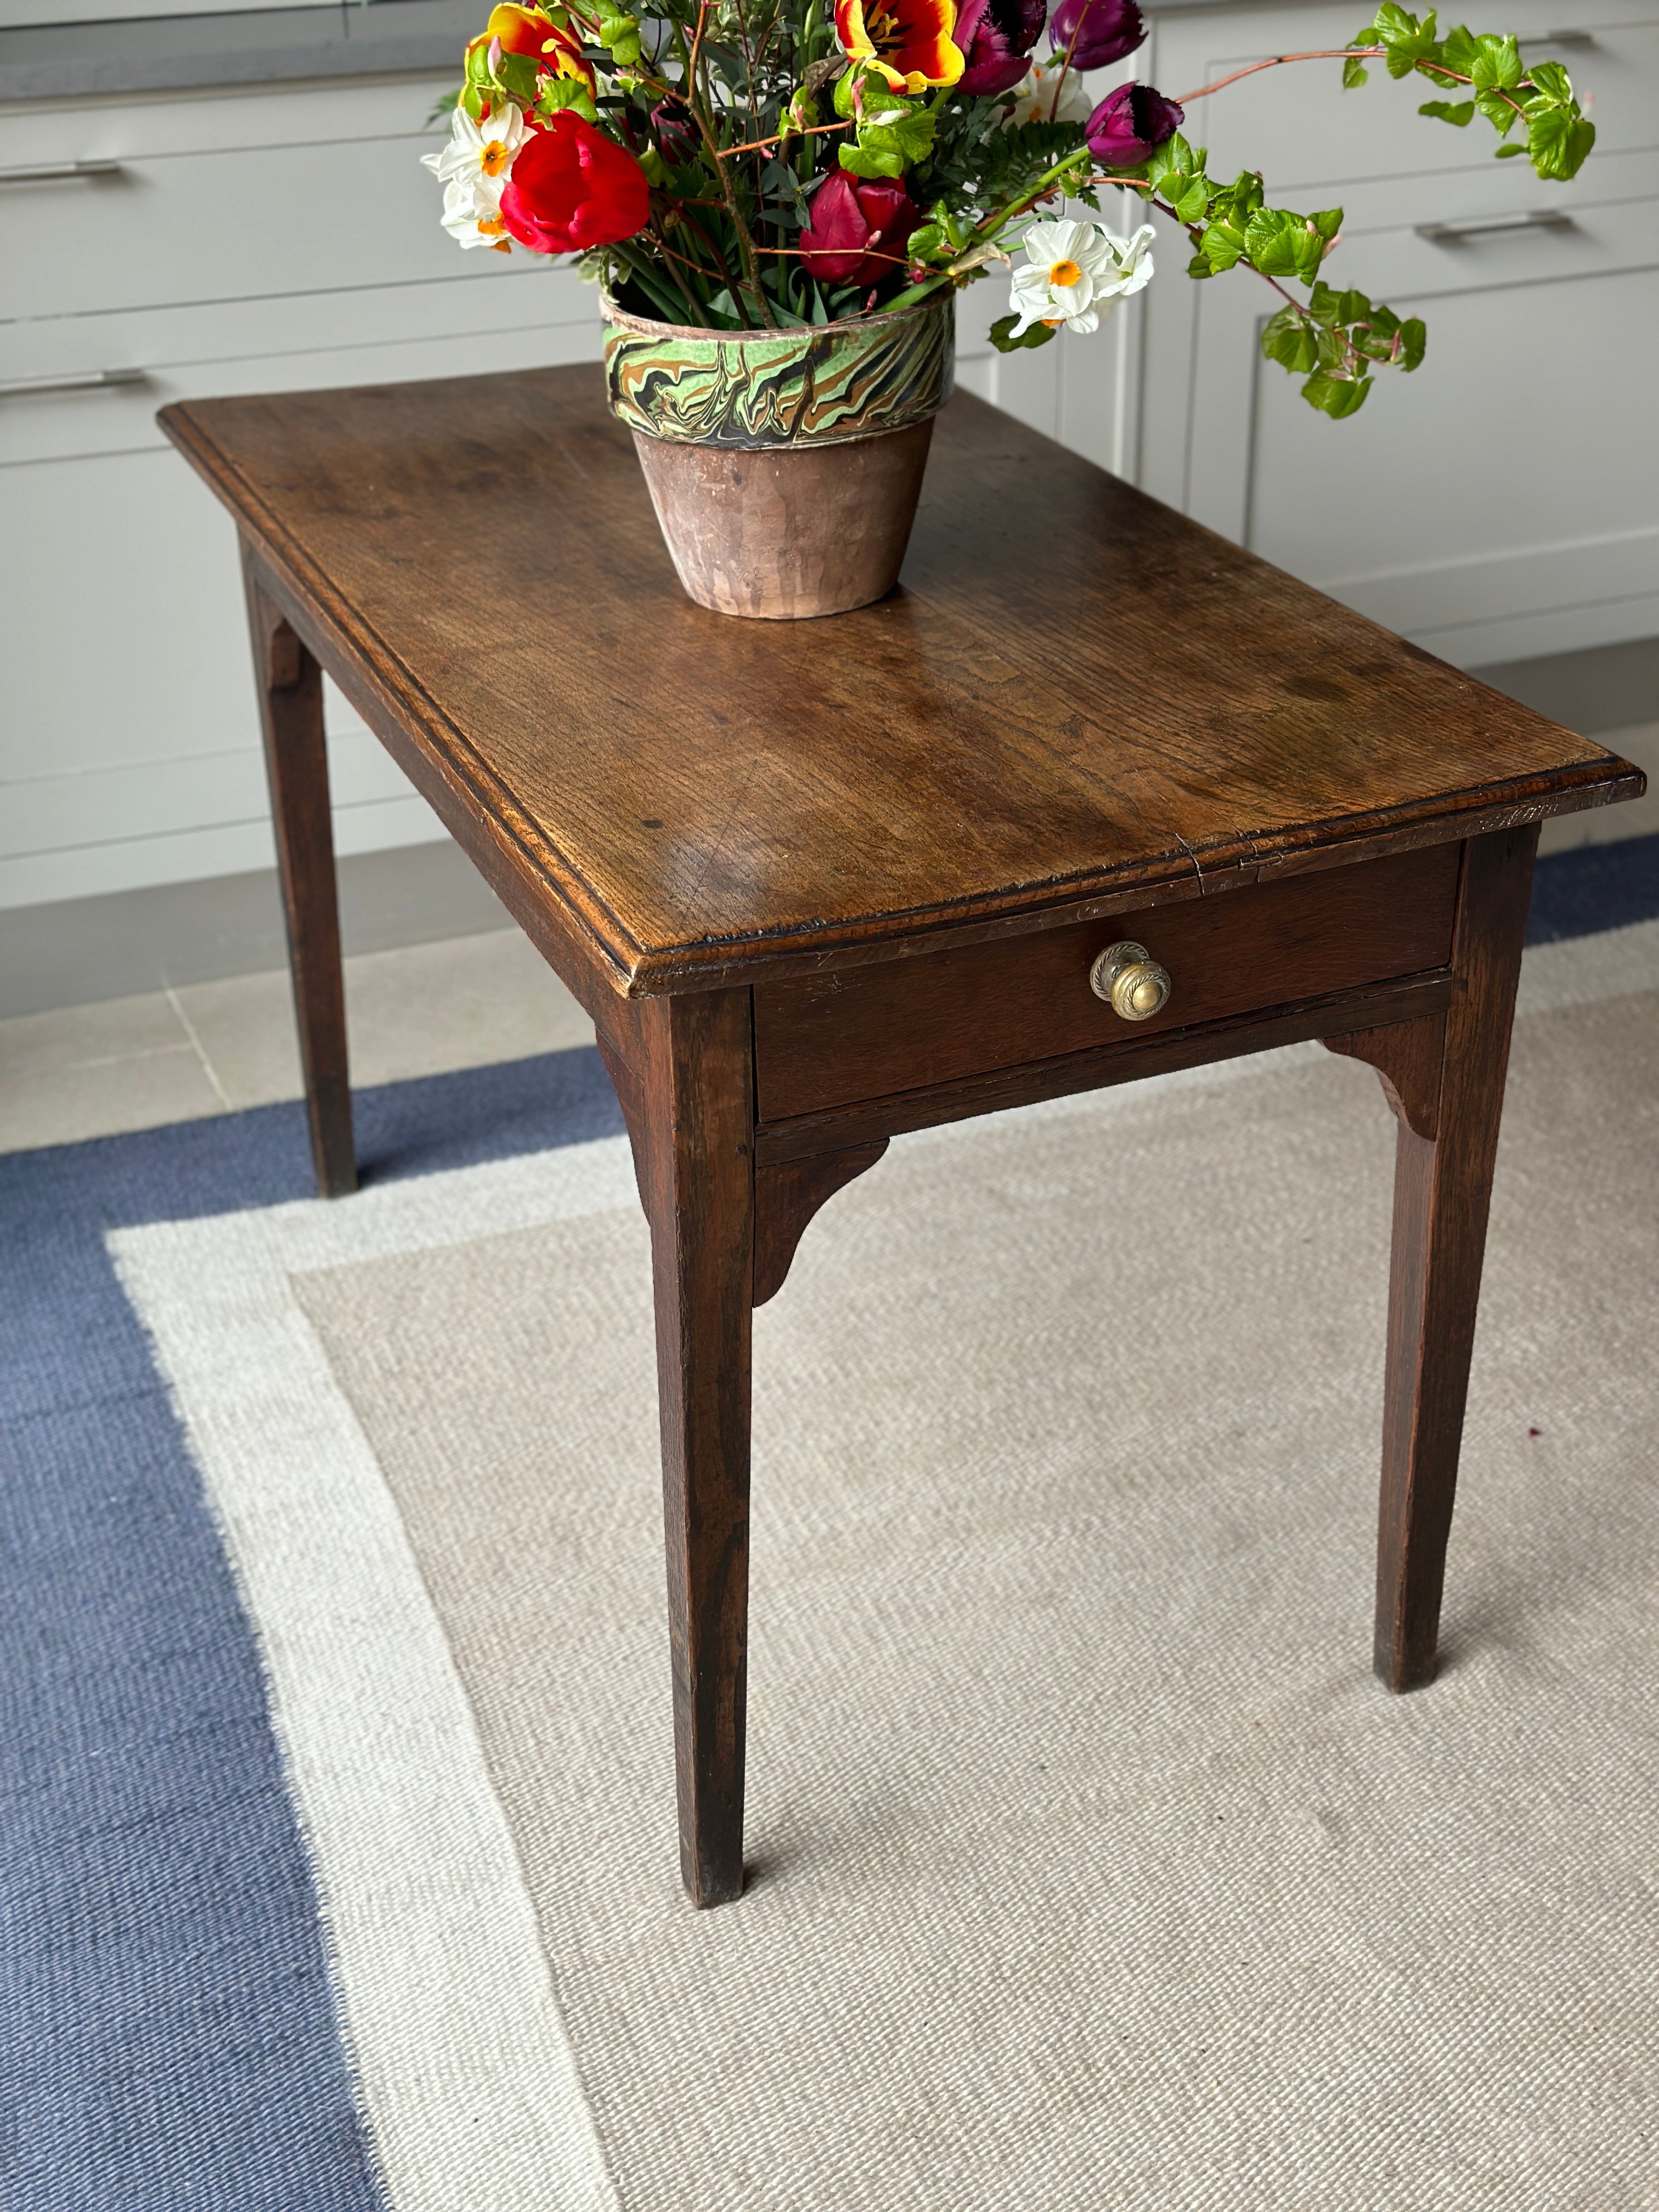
left=0, top=276, right=597, bottom=466
left=4, top=138, right=465, bottom=320
left=754, top=843, right=1460, bottom=1124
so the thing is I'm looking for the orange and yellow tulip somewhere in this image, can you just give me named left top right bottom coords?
left=467, top=4, right=596, bottom=93
left=833, top=0, right=964, bottom=94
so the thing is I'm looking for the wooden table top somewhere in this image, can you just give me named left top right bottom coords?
left=163, top=369, right=1641, bottom=998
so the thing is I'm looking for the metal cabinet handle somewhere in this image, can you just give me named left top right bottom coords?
left=0, top=160, right=125, bottom=184
left=1415, top=209, right=1576, bottom=242
left=1090, top=940, right=1172, bottom=1022
left=1517, top=30, right=1593, bottom=46
left=0, top=369, right=148, bottom=398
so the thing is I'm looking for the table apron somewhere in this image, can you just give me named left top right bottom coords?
left=752, top=969, right=1456, bottom=1165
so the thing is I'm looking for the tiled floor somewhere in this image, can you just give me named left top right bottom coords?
left=0, top=930, right=594, bottom=1155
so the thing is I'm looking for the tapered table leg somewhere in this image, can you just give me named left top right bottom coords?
left=241, top=544, right=356, bottom=1198
left=635, top=989, right=755, bottom=1906
left=1375, top=822, right=1538, bottom=1691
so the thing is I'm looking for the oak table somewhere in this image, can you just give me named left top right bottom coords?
left=162, top=371, right=1644, bottom=1909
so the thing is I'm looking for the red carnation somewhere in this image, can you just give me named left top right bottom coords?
left=798, top=170, right=923, bottom=287
left=499, top=112, right=650, bottom=254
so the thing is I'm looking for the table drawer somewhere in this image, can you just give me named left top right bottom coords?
left=754, top=842, right=1460, bottom=1123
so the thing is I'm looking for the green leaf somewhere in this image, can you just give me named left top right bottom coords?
left=1398, top=317, right=1427, bottom=370
left=989, top=314, right=1057, bottom=353
left=536, top=74, right=599, bottom=121
left=1207, top=170, right=1265, bottom=227
left=1527, top=104, right=1595, bottom=180
left=1173, top=177, right=1210, bottom=224
left=1418, top=97, right=1474, bottom=125
left=845, top=88, right=937, bottom=176
left=1199, top=221, right=1247, bottom=273
left=1342, top=53, right=1370, bottom=89
left=1261, top=304, right=1319, bottom=374
left=1493, top=139, right=1525, bottom=156
left=1525, top=59, right=1574, bottom=101
left=1242, top=206, right=1305, bottom=275
left=1303, top=369, right=1372, bottom=417
left=495, top=49, right=541, bottom=103
left=596, top=10, right=642, bottom=61
left=1311, top=207, right=1345, bottom=243
left=1438, top=24, right=1477, bottom=75
left=839, top=140, right=906, bottom=178
left=1469, top=31, right=1522, bottom=89
left=1474, top=87, right=1520, bottom=132
left=1143, top=132, right=1197, bottom=189
left=1370, top=3, right=1442, bottom=78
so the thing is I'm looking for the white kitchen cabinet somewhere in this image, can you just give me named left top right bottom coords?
left=0, top=69, right=602, bottom=908
left=1135, top=1, right=1659, bottom=665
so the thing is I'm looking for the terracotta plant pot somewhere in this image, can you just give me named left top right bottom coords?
left=601, top=292, right=953, bottom=620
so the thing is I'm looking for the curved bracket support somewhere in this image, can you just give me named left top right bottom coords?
left=598, top=1033, right=888, bottom=1309
left=596, top=1032, right=652, bottom=1209
left=1324, top=1012, right=1446, bottom=1143
left=754, top=1142, right=889, bottom=1307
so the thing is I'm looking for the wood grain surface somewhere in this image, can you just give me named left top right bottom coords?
left=161, top=372, right=1643, bottom=1002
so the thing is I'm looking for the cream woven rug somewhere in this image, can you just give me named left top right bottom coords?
left=114, top=924, right=1659, bottom=2210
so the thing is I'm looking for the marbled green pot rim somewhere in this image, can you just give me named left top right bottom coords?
left=601, top=289, right=955, bottom=453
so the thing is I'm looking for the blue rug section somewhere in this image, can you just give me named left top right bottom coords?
left=1, top=1046, right=623, bottom=2212
left=1526, top=831, right=1659, bottom=945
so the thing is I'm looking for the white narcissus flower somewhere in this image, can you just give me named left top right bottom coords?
left=1008, top=218, right=1156, bottom=337
left=1003, top=61, right=1092, bottom=127
left=420, top=101, right=527, bottom=213
left=439, top=174, right=514, bottom=252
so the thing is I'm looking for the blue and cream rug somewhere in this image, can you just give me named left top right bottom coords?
left=5, top=839, right=1658, bottom=2211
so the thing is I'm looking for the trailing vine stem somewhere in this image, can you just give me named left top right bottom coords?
left=1173, top=43, right=1531, bottom=132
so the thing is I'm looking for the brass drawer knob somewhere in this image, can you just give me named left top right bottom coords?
left=1090, top=940, right=1171, bottom=1022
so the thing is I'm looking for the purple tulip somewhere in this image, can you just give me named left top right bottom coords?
left=955, top=0, right=1047, bottom=96
left=1086, top=80, right=1183, bottom=166
left=1048, top=0, right=1146, bottom=71
left=650, top=94, right=697, bottom=164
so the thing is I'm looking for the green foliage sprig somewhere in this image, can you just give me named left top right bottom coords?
left=1075, top=15, right=1593, bottom=416
left=1348, top=6, right=1596, bottom=178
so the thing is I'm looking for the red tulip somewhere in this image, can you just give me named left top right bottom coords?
left=499, top=112, right=650, bottom=252
left=798, top=170, right=923, bottom=286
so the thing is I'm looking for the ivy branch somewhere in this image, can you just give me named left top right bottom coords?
left=985, top=8, right=1592, bottom=414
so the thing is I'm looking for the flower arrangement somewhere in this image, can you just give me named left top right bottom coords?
left=424, top=3, right=1593, bottom=419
